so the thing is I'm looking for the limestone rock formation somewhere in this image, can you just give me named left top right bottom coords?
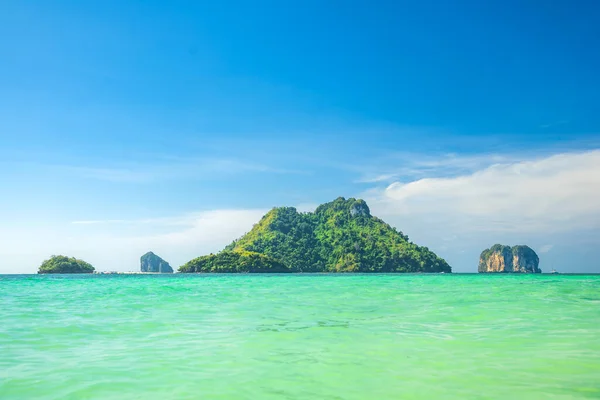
left=140, top=252, right=173, bottom=273
left=478, top=244, right=540, bottom=273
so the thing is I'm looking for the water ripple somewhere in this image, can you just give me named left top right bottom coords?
left=1, top=273, right=599, bottom=399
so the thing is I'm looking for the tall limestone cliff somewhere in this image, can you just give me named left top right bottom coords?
left=478, top=244, right=540, bottom=273
left=140, top=252, right=173, bottom=273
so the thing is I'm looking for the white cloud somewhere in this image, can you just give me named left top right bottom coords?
left=538, top=244, right=554, bottom=254
left=367, top=150, right=600, bottom=233
left=133, top=209, right=268, bottom=249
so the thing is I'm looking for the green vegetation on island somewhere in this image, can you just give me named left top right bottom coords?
left=38, top=255, right=95, bottom=274
left=179, top=250, right=290, bottom=273
left=179, top=197, right=451, bottom=273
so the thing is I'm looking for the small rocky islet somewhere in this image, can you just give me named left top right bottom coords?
left=140, top=251, right=173, bottom=273
left=478, top=244, right=541, bottom=273
left=37, top=255, right=95, bottom=274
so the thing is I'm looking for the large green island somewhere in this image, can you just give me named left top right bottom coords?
left=179, top=197, right=451, bottom=273
left=38, top=255, right=95, bottom=274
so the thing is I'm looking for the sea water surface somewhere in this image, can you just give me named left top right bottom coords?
left=1, top=274, right=599, bottom=399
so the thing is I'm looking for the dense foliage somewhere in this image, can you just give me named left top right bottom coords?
left=38, top=255, right=95, bottom=274
left=179, top=250, right=290, bottom=273
left=180, top=197, right=451, bottom=273
left=480, top=244, right=512, bottom=261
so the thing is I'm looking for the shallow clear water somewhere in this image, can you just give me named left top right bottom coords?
left=1, top=274, right=599, bottom=399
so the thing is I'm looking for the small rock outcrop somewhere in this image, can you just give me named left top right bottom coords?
left=140, top=252, right=173, bottom=273
left=478, top=244, right=540, bottom=273
left=349, top=199, right=370, bottom=217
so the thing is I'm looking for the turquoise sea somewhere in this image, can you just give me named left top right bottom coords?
left=1, top=274, right=599, bottom=399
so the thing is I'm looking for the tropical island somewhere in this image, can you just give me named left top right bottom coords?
left=478, top=244, right=540, bottom=273
left=179, top=197, right=451, bottom=273
left=38, top=255, right=95, bottom=274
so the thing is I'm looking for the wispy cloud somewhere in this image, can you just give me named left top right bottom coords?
left=540, top=120, right=569, bottom=129
left=355, top=173, right=400, bottom=184
left=352, top=136, right=600, bottom=185
left=71, top=217, right=189, bottom=226
left=51, top=157, right=307, bottom=183
left=355, top=152, right=515, bottom=183
left=72, top=219, right=132, bottom=225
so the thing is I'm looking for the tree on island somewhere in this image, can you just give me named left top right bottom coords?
left=38, top=255, right=95, bottom=274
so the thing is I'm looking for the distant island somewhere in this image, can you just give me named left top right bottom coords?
left=478, top=244, right=540, bottom=273
left=179, top=197, right=451, bottom=273
left=141, top=252, right=173, bottom=273
left=38, top=255, right=95, bottom=274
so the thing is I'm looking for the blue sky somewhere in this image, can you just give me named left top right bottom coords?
left=1, top=1, right=599, bottom=273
